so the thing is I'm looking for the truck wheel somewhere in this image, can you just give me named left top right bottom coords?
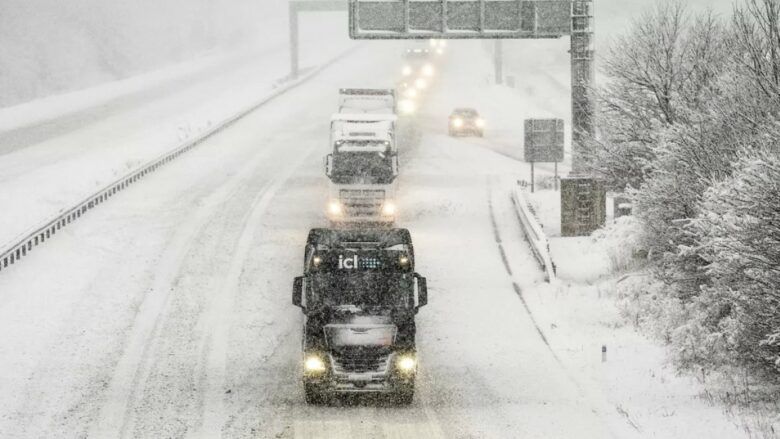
left=304, top=383, right=325, bottom=405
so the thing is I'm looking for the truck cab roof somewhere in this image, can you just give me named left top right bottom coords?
left=304, top=228, right=414, bottom=274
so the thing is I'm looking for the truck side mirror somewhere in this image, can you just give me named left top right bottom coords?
left=415, top=273, right=427, bottom=310
left=325, top=154, right=333, bottom=177
left=292, top=276, right=304, bottom=309
left=392, top=155, right=399, bottom=177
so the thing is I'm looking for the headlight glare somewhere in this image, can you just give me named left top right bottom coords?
left=305, top=355, right=326, bottom=372
left=328, top=201, right=342, bottom=216
left=399, top=99, right=416, bottom=115
left=382, top=202, right=396, bottom=216
left=397, top=356, right=416, bottom=372
left=452, top=118, right=464, bottom=128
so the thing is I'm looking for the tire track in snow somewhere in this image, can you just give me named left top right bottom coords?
left=88, top=139, right=282, bottom=439
left=190, top=146, right=315, bottom=439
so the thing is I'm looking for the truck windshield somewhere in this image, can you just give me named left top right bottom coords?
left=330, top=152, right=394, bottom=184
left=310, top=273, right=412, bottom=309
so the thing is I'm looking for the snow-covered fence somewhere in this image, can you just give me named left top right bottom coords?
left=511, top=182, right=557, bottom=282
left=0, top=50, right=354, bottom=275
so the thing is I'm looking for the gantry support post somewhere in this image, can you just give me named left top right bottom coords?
left=570, top=0, right=595, bottom=175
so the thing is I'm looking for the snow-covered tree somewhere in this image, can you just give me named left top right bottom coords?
left=693, top=144, right=780, bottom=375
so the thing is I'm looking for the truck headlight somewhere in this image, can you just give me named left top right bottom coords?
left=328, top=201, right=342, bottom=216
left=452, top=118, right=463, bottom=128
left=382, top=202, right=396, bottom=216
left=399, top=99, right=416, bottom=115
left=305, top=355, right=326, bottom=372
left=476, top=118, right=485, bottom=128
left=397, top=355, right=416, bottom=372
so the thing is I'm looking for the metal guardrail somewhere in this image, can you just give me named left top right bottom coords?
left=511, top=182, right=556, bottom=282
left=0, top=49, right=356, bottom=275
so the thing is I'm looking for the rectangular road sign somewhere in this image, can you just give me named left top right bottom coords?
left=349, top=0, right=572, bottom=39
left=524, top=119, right=564, bottom=163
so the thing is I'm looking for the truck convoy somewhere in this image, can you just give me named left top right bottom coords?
left=292, top=228, right=428, bottom=404
left=326, top=89, right=400, bottom=224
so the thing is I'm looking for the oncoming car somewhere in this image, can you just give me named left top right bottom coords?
left=448, top=108, right=485, bottom=137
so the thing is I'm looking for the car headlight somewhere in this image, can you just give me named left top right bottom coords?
left=305, top=355, right=326, bottom=372
left=422, top=64, right=435, bottom=77
left=399, top=99, right=416, bottom=115
left=414, top=78, right=428, bottom=90
left=476, top=118, right=485, bottom=128
left=452, top=118, right=463, bottom=128
left=382, top=202, right=396, bottom=216
left=402, top=65, right=412, bottom=76
left=328, top=201, right=342, bottom=216
left=397, top=355, right=416, bottom=372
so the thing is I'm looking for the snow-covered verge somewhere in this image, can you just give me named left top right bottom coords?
left=0, top=0, right=289, bottom=107
left=524, top=192, right=780, bottom=437
left=0, top=14, right=354, bottom=251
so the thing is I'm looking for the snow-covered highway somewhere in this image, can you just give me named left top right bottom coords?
left=0, top=39, right=749, bottom=439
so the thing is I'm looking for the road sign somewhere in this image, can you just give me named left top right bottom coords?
left=348, top=0, right=572, bottom=39
left=524, top=119, right=564, bottom=163
left=561, top=177, right=606, bottom=236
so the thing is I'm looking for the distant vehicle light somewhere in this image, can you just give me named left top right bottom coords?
left=399, top=99, right=416, bottom=115
left=328, top=201, right=343, bottom=216
left=422, top=64, right=435, bottom=77
left=476, top=118, right=486, bottom=128
left=313, top=255, right=322, bottom=266
left=404, top=88, right=418, bottom=99
left=436, top=48, right=444, bottom=55
left=397, top=355, right=416, bottom=372
left=452, top=118, right=464, bottom=128
left=305, top=355, right=326, bottom=372
left=402, top=65, right=413, bottom=76
left=382, top=202, right=396, bottom=216
left=429, top=39, right=437, bottom=47
left=399, top=255, right=409, bottom=266
left=414, top=78, right=428, bottom=90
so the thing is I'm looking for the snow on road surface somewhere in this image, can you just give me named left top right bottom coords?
left=0, top=14, right=351, bottom=251
left=0, top=39, right=749, bottom=439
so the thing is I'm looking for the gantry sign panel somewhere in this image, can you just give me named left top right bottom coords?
left=349, top=0, right=572, bottom=39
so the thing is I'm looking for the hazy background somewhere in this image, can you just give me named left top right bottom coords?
left=0, top=0, right=739, bottom=108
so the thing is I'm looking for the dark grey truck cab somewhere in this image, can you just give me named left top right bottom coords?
left=292, top=228, right=427, bottom=404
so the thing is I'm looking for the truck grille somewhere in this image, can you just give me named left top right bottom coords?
left=339, top=189, right=385, bottom=216
left=331, top=351, right=391, bottom=374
